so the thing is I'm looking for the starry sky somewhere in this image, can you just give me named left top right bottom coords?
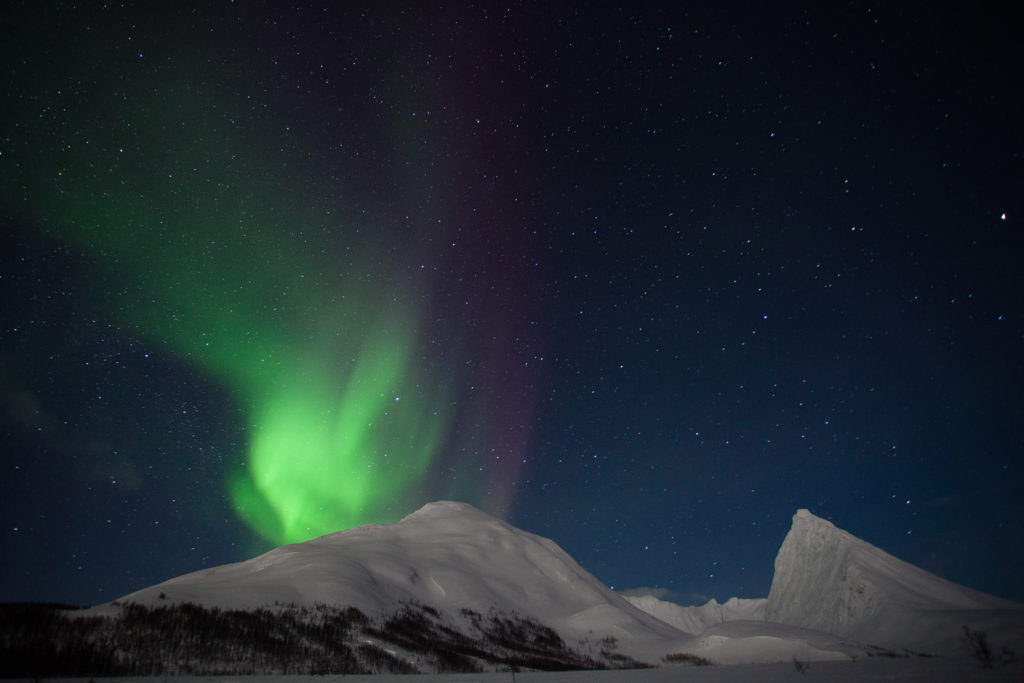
left=2, top=2, right=1022, bottom=608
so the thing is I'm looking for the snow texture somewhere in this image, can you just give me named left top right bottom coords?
left=99, top=502, right=1024, bottom=666
left=107, top=501, right=682, bottom=661
left=34, top=656, right=1024, bottom=682
left=764, top=509, right=1024, bottom=653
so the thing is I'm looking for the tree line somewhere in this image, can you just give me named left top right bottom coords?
left=0, top=599, right=650, bottom=677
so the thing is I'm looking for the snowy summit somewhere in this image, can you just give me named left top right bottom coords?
left=109, top=501, right=680, bottom=661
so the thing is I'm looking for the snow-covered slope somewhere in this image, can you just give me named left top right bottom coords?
left=109, top=501, right=685, bottom=662
left=623, top=594, right=766, bottom=635
left=765, top=509, right=1024, bottom=653
left=673, top=619, right=864, bottom=665
left=101, top=503, right=1023, bottom=666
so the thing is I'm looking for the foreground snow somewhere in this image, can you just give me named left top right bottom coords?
left=28, top=657, right=1024, bottom=682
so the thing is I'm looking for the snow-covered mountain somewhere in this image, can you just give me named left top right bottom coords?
left=623, top=594, right=765, bottom=635
left=108, top=501, right=685, bottom=662
left=99, top=502, right=1023, bottom=666
left=763, top=509, right=1024, bottom=654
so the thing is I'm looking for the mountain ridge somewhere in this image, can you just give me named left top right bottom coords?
left=94, top=502, right=1024, bottom=664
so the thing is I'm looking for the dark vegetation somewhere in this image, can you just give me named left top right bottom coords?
left=0, top=601, right=366, bottom=677
left=963, top=625, right=995, bottom=667
left=0, top=600, right=649, bottom=677
left=963, top=624, right=1015, bottom=668
left=662, top=651, right=713, bottom=666
left=864, top=646, right=909, bottom=658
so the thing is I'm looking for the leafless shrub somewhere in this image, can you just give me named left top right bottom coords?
left=963, top=625, right=993, bottom=667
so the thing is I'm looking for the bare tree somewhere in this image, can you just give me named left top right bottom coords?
left=963, top=625, right=993, bottom=667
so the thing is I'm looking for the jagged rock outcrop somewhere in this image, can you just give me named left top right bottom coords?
left=765, top=509, right=1023, bottom=653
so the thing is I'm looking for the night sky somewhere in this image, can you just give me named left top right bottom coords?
left=2, top=2, right=1022, bottom=608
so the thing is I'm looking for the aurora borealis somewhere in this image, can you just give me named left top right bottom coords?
left=1, top=58, right=463, bottom=546
left=2, top=3, right=1022, bottom=607
left=232, top=307, right=452, bottom=544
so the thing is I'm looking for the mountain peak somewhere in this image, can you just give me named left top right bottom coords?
left=108, top=497, right=682, bottom=659
left=792, top=508, right=833, bottom=528
left=399, top=500, right=494, bottom=523
left=766, top=508, right=1021, bottom=652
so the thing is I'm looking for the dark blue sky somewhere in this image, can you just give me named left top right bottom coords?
left=2, top=2, right=1021, bottom=607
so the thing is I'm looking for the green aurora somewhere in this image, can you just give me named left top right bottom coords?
left=3, top=75, right=455, bottom=545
